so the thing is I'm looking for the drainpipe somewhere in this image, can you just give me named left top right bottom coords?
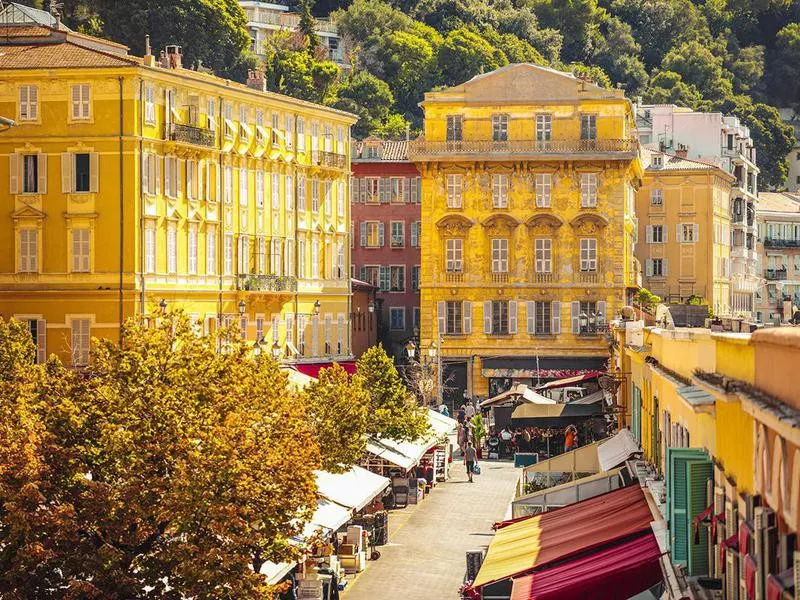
left=138, top=77, right=146, bottom=318
left=217, top=95, right=223, bottom=331
left=118, top=76, right=125, bottom=342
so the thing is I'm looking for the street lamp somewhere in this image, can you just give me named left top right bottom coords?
left=405, top=339, right=416, bottom=359
left=271, top=341, right=282, bottom=359
left=238, top=300, right=246, bottom=315
left=596, top=310, right=605, bottom=327
left=313, top=300, right=321, bottom=316
left=368, top=300, right=375, bottom=313
left=159, top=298, right=168, bottom=311
left=579, top=311, right=588, bottom=333
left=253, top=337, right=263, bottom=356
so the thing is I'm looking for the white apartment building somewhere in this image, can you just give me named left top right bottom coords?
left=240, top=1, right=346, bottom=65
left=755, top=192, right=800, bottom=323
left=636, top=103, right=760, bottom=317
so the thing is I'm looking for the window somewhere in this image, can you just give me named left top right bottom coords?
left=679, top=223, right=698, bottom=243
left=651, top=189, right=663, bottom=205
left=446, top=301, right=463, bottom=334
left=286, top=115, right=294, bottom=149
left=446, top=115, right=463, bottom=141
left=224, top=233, right=234, bottom=275
left=338, top=181, right=345, bottom=215
left=390, top=266, right=405, bottom=292
left=491, top=300, right=509, bottom=334
left=535, top=238, right=551, bottom=273
left=71, top=228, right=90, bottom=273
left=579, top=301, right=599, bottom=334
left=323, top=180, right=331, bottom=213
left=70, top=319, right=91, bottom=366
left=19, top=228, right=38, bottom=272
left=206, top=224, right=217, bottom=275
left=188, top=224, right=198, bottom=274
left=446, top=239, right=463, bottom=271
left=535, top=174, right=552, bottom=208
left=492, top=174, right=509, bottom=208
left=239, top=168, right=249, bottom=206
left=651, top=155, right=663, bottom=168
left=297, top=176, right=306, bottom=211
left=362, top=265, right=380, bottom=287
left=272, top=173, right=280, bottom=209
left=648, top=225, right=664, bottom=243
left=19, top=85, right=38, bottom=121
left=166, top=223, right=177, bottom=274
left=492, top=114, right=508, bottom=142
left=336, top=241, right=345, bottom=279
left=297, top=117, right=305, bottom=151
left=164, top=157, right=179, bottom=199
left=238, top=235, right=250, bottom=274
left=390, top=307, right=405, bottom=331
left=379, top=266, right=390, bottom=291
left=580, top=238, right=597, bottom=271
left=411, top=221, right=420, bottom=247
left=274, top=239, right=284, bottom=276
left=256, top=236, right=267, bottom=274
left=446, top=174, right=463, bottom=208
left=25, top=319, right=47, bottom=364
left=535, top=114, right=551, bottom=142
left=491, top=239, right=508, bottom=273
left=390, top=221, right=405, bottom=247
left=412, top=265, right=420, bottom=291
left=74, top=153, right=91, bottom=193
left=580, top=114, right=596, bottom=141
left=207, top=99, right=216, bottom=131
left=286, top=175, right=294, bottom=210
left=413, top=307, right=421, bottom=330
left=580, top=173, right=598, bottom=207
left=255, top=171, right=264, bottom=208
left=535, top=301, right=552, bottom=334
left=271, top=112, right=280, bottom=146
left=223, top=102, right=233, bottom=138
left=311, top=178, right=321, bottom=212
left=71, top=84, right=90, bottom=120
left=390, top=177, right=405, bottom=203
left=652, top=258, right=664, bottom=277
left=145, top=223, right=156, bottom=274
left=362, top=221, right=384, bottom=248
left=22, top=154, right=39, bottom=193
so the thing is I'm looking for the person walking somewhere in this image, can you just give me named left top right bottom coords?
left=464, top=400, right=476, bottom=420
left=464, top=441, right=478, bottom=483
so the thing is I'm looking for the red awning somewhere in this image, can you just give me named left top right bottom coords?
left=534, top=371, right=604, bottom=391
left=510, top=533, right=663, bottom=600
left=293, top=361, right=357, bottom=378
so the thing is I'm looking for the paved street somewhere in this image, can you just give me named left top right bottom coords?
left=342, top=458, right=519, bottom=600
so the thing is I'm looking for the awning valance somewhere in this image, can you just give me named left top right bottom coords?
left=294, top=360, right=356, bottom=378
left=481, top=384, right=556, bottom=408
left=314, top=466, right=390, bottom=512
left=471, top=485, right=654, bottom=590
left=511, top=402, right=601, bottom=421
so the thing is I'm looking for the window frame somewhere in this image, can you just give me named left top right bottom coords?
left=446, top=238, right=463, bottom=272
left=491, top=300, right=509, bottom=335
left=19, top=85, right=39, bottom=122
left=535, top=173, right=552, bottom=208
left=446, top=301, right=463, bottom=335
left=389, top=307, right=406, bottom=331
left=580, top=173, right=598, bottom=208
left=492, top=174, right=509, bottom=209
left=492, top=114, right=509, bottom=142
left=579, top=238, right=597, bottom=271
left=390, top=220, right=405, bottom=248
left=446, top=174, right=463, bottom=208
left=491, top=238, right=508, bottom=273
left=535, top=238, right=552, bottom=273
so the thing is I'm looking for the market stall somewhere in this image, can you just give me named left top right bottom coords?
left=480, top=384, right=555, bottom=431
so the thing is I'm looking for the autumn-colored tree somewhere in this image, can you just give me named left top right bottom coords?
left=356, top=345, right=429, bottom=441
left=0, top=312, right=320, bottom=599
left=303, top=364, right=369, bottom=473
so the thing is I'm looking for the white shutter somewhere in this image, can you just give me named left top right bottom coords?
left=60, top=153, right=72, bottom=193
left=571, top=301, right=580, bottom=333
left=509, top=301, right=517, bottom=334
left=142, top=153, right=150, bottom=193
left=552, top=301, right=561, bottom=334
left=693, top=223, right=699, bottom=242
left=9, top=154, right=18, bottom=194
left=156, top=156, right=163, bottom=196
left=87, top=153, right=99, bottom=193
left=484, top=301, right=492, bottom=334
left=597, top=301, right=607, bottom=324
left=177, top=159, right=184, bottom=198
left=527, top=301, right=536, bottom=334
left=378, top=222, right=385, bottom=247
left=36, top=319, right=47, bottom=364
left=437, top=301, right=446, bottom=334
left=197, top=160, right=204, bottom=200
left=676, top=224, right=682, bottom=243
left=463, top=301, right=472, bottom=334
left=37, top=153, right=47, bottom=194
left=360, top=222, right=367, bottom=247
left=646, top=226, right=653, bottom=243
left=646, top=259, right=653, bottom=276
left=663, top=258, right=668, bottom=276
left=165, top=158, right=173, bottom=197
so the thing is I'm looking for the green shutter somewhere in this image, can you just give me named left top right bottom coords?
left=686, top=458, right=713, bottom=576
left=667, top=448, right=708, bottom=567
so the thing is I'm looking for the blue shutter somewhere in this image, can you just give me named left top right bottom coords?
left=687, top=458, right=713, bottom=576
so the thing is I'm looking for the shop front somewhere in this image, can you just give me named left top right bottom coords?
left=481, top=357, right=608, bottom=400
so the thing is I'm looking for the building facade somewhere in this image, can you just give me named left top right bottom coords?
left=754, top=192, right=800, bottom=323
left=612, top=322, right=799, bottom=598
left=0, top=4, right=355, bottom=367
left=636, top=104, right=761, bottom=317
left=778, top=108, right=799, bottom=193
left=636, top=148, right=734, bottom=316
left=351, top=138, right=421, bottom=358
left=240, top=1, right=346, bottom=66
left=350, top=278, right=378, bottom=358
left=411, top=64, right=642, bottom=406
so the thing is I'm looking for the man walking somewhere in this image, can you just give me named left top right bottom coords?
left=464, top=441, right=478, bottom=483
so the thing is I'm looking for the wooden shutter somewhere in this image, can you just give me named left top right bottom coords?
left=9, top=153, right=18, bottom=194
left=552, top=301, right=561, bottom=334
left=177, top=159, right=184, bottom=198
left=667, top=448, right=709, bottom=567
left=360, top=266, right=366, bottom=281
left=693, top=224, right=699, bottom=243
left=142, top=153, right=150, bottom=193
left=663, top=258, right=668, bottom=276
left=509, top=301, right=517, bottom=334
left=156, top=156, right=163, bottom=196
left=165, top=158, right=173, bottom=197
left=677, top=224, right=683, bottom=243
left=379, top=177, right=390, bottom=203
left=646, top=259, right=653, bottom=276
left=410, top=177, right=418, bottom=204
left=359, top=178, right=367, bottom=204
left=646, top=225, right=653, bottom=243
left=37, top=153, right=47, bottom=194
left=403, top=178, right=410, bottom=203
left=571, top=301, right=580, bottom=333
left=597, top=301, right=606, bottom=324
left=36, top=319, right=47, bottom=364
left=527, top=301, right=536, bottom=334
left=437, top=301, right=446, bottom=334
left=463, top=301, right=472, bottom=334
left=483, top=301, right=492, bottom=334
left=60, top=152, right=72, bottom=193
left=378, top=222, right=385, bottom=247
left=359, top=222, right=367, bottom=247
left=687, top=458, right=713, bottom=576
left=89, top=153, right=99, bottom=193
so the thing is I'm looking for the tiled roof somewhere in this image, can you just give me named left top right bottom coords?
left=757, top=192, right=800, bottom=214
left=641, top=147, right=720, bottom=172
left=354, top=139, right=410, bottom=161
left=0, top=25, right=52, bottom=37
left=0, top=41, right=138, bottom=69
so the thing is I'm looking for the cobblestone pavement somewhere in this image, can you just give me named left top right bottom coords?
left=342, top=458, right=519, bottom=600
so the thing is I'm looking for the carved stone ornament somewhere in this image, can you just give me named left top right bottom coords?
left=481, top=213, right=520, bottom=235
left=569, top=212, right=609, bottom=234
left=525, top=214, right=564, bottom=232
left=436, top=214, right=475, bottom=237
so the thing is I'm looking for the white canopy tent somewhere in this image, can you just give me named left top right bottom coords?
left=314, top=466, right=391, bottom=512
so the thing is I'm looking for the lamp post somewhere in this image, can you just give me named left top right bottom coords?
left=313, top=300, right=321, bottom=316
left=238, top=300, right=246, bottom=315
left=579, top=311, right=588, bottom=334
left=367, top=300, right=375, bottom=313
left=271, top=341, right=282, bottom=359
left=405, top=339, right=416, bottom=360
left=429, top=338, right=442, bottom=407
left=159, top=298, right=168, bottom=311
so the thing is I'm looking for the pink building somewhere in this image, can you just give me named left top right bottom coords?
left=351, top=138, right=421, bottom=358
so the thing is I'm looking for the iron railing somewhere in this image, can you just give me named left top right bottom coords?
left=318, top=151, right=346, bottom=168
left=764, top=268, right=788, bottom=281
left=764, top=238, right=800, bottom=248
left=168, top=123, right=215, bottom=147
left=408, top=137, right=637, bottom=159
left=237, top=274, right=298, bottom=292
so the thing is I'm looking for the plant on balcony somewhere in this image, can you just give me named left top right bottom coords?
left=634, top=287, right=662, bottom=313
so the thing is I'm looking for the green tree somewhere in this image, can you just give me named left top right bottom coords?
left=593, top=17, right=649, bottom=93
left=437, top=27, right=508, bottom=86
left=496, top=6, right=563, bottom=63
left=766, top=23, right=800, bottom=108
left=569, top=63, right=613, bottom=88
left=297, top=0, right=320, bottom=53
left=531, top=0, right=604, bottom=63
left=304, top=365, right=369, bottom=473
left=373, top=29, right=440, bottom=114
left=661, top=40, right=732, bottom=100
left=644, top=71, right=712, bottom=110
left=334, top=70, right=396, bottom=137
left=483, top=27, right=546, bottom=64
left=333, top=0, right=418, bottom=42
left=726, top=43, right=765, bottom=93
left=96, top=0, right=255, bottom=80
left=373, top=112, right=415, bottom=138
left=356, top=345, right=429, bottom=441
left=0, top=313, right=319, bottom=598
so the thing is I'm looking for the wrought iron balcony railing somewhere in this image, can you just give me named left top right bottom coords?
left=168, top=123, right=216, bottom=148
left=237, top=274, right=298, bottom=292
left=765, top=268, right=788, bottom=281
left=764, top=238, right=800, bottom=248
left=408, top=137, right=637, bottom=159
left=317, top=151, right=347, bottom=169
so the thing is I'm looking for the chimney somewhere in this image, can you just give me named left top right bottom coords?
left=143, top=35, right=156, bottom=67
left=675, top=144, right=688, bottom=158
left=247, top=69, right=267, bottom=92
left=164, top=45, right=182, bottom=69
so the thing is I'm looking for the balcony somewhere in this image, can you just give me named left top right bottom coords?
left=577, top=271, right=599, bottom=284
left=407, top=137, right=638, bottom=161
left=534, top=272, right=554, bottom=284
left=444, top=271, right=464, bottom=283
left=765, top=268, right=788, bottom=281
left=492, top=272, right=509, bottom=284
left=237, top=274, right=298, bottom=292
left=764, top=238, right=800, bottom=248
left=317, top=151, right=347, bottom=169
left=168, top=123, right=215, bottom=148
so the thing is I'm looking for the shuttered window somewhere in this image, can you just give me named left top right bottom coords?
left=580, top=173, right=598, bottom=207
left=19, top=85, right=38, bottom=121
left=492, top=174, right=509, bottom=208
left=535, top=174, right=552, bottom=207
left=71, top=84, right=91, bottom=120
left=446, top=239, right=462, bottom=271
left=145, top=223, right=156, bottom=274
left=70, top=318, right=91, bottom=366
left=71, top=228, right=90, bottom=273
left=19, top=228, right=38, bottom=272
left=535, top=238, right=551, bottom=273
left=188, top=224, right=198, bottom=275
left=446, top=174, right=463, bottom=208
left=206, top=224, right=217, bottom=275
left=166, top=222, right=177, bottom=274
left=667, top=448, right=712, bottom=576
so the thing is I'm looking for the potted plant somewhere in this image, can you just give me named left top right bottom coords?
left=471, top=414, right=486, bottom=459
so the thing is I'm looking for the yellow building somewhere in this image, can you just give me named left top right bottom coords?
left=0, top=5, right=356, bottom=367
left=636, top=148, right=734, bottom=316
left=408, top=64, right=642, bottom=402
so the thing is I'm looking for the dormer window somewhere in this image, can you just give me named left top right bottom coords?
left=652, top=154, right=663, bottom=168
left=365, top=145, right=379, bottom=159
